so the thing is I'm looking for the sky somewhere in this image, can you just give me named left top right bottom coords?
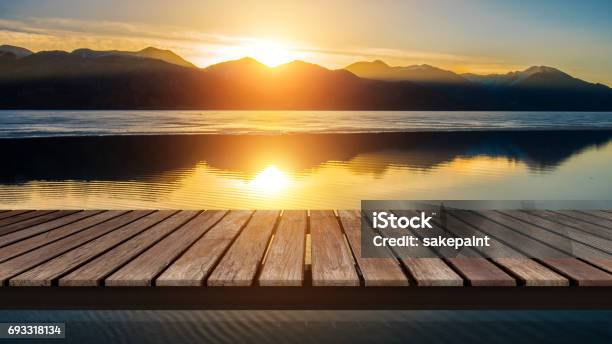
left=1, top=0, right=611, bottom=85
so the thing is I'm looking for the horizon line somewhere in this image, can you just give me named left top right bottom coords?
left=1, top=43, right=592, bottom=81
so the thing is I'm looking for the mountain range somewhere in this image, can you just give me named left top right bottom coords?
left=1, top=45, right=611, bottom=110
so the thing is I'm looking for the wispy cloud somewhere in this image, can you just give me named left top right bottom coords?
left=0, top=16, right=523, bottom=74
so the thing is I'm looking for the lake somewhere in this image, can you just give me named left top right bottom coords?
left=0, top=110, right=611, bottom=209
left=1, top=110, right=612, bottom=138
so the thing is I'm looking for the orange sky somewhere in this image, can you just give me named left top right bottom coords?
left=1, top=0, right=611, bottom=84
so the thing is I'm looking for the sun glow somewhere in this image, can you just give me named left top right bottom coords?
left=249, top=165, right=290, bottom=193
left=244, top=40, right=295, bottom=67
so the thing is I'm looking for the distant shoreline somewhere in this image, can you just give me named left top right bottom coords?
left=2, top=128, right=612, bottom=140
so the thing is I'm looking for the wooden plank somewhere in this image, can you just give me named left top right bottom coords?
left=207, top=210, right=280, bottom=286
left=9, top=211, right=164, bottom=286
left=369, top=211, right=461, bottom=286
left=572, top=210, right=612, bottom=229
left=0, top=210, right=80, bottom=236
left=463, top=211, right=612, bottom=286
left=156, top=211, right=253, bottom=286
left=406, top=210, right=516, bottom=286
left=508, top=211, right=612, bottom=252
left=59, top=211, right=194, bottom=286
left=309, top=210, right=360, bottom=286
left=0, top=210, right=56, bottom=228
left=336, top=210, right=409, bottom=286
left=0, top=211, right=144, bottom=286
left=0, top=210, right=31, bottom=221
left=447, top=211, right=568, bottom=286
left=258, top=210, right=308, bottom=286
left=0, top=211, right=102, bottom=248
left=0, top=211, right=125, bottom=263
left=490, top=211, right=612, bottom=274
left=105, top=211, right=224, bottom=287
left=542, top=210, right=612, bottom=240
left=576, top=210, right=612, bottom=226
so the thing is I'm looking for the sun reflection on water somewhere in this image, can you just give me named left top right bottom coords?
left=248, top=165, right=291, bottom=194
left=1, top=141, right=611, bottom=209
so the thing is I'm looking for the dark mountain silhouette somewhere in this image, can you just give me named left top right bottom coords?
left=2, top=130, right=611, bottom=183
left=345, top=60, right=468, bottom=85
left=71, top=47, right=196, bottom=68
left=0, top=45, right=33, bottom=58
left=0, top=45, right=611, bottom=110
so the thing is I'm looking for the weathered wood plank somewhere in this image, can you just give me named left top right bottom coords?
left=59, top=211, right=194, bottom=286
left=465, top=211, right=612, bottom=286
left=337, top=210, right=409, bottom=286
left=400, top=210, right=515, bottom=286
left=577, top=210, right=612, bottom=226
left=571, top=211, right=612, bottom=229
left=0, top=210, right=80, bottom=236
left=0, top=210, right=56, bottom=229
left=0, top=211, right=125, bottom=263
left=402, top=258, right=463, bottom=286
left=412, top=213, right=516, bottom=287
left=543, top=210, right=612, bottom=240
left=507, top=210, right=612, bottom=253
left=447, top=211, right=568, bottom=286
left=104, top=211, right=224, bottom=287
left=9, top=211, right=162, bottom=287
left=310, top=210, right=360, bottom=286
left=489, top=211, right=612, bottom=274
left=0, top=211, right=102, bottom=248
left=156, top=211, right=253, bottom=286
left=0, top=211, right=143, bottom=286
left=0, top=210, right=32, bottom=221
left=207, top=210, right=279, bottom=286
left=259, top=210, right=308, bottom=286
left=368, top=211, right=461, bottom=286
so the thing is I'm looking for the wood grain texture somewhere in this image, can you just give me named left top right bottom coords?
left=9, top=211, right=159, bottom=286
left=1, top=208, right=609, bottom=289
left=0, top=211, right=101, bottom=248
left=577, top=210, right=612, bottom=226
left=571, top=211, right=612, bottom=229
left=510, top=210, right=612, bottom=253
left=105, top=211, right=223, bottom=287
left=488, top=211, right=612, bottom=274
left=0, top=210, right=134, bottom=286
left=449, top=211, right=568, bottom=286
left=156, top=210, right=252, bottom=286
left=337, top=210, right=409, bottom=286
left=0, top=210, right=56, bottom=229
left=363, top=211, right=460, bottom=286
left=0, top=211, right=125, bottom=263
left=0, top=210, right=80, bottom=237
left=407, top=210, right=515, bottom=286
left=0, top=210, right=32, bottom=221
left=466, top=211, right=612, bottom=286
left=259, top=210, right=308, bottom=286
left=208, top=210, right=279, bottom=286
left=310, top=210, right=360, bottom=286
left=59, top=211, right=194, bottom=287
left=541, top=210, right=612, bottom=240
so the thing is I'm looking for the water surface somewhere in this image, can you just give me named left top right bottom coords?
left=1, top=110, right=611, bottom=138
left=1, top=131, right=610, bottom=209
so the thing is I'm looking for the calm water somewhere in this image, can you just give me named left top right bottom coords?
left=1, top=310, right=610, bottom=343
left=1, top=113, right=611, bottom=341
left=1, top=129, right=611, bottom=209
left=1, top=110, right=612, bottom=138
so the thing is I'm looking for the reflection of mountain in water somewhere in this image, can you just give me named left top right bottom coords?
left=1, top=130, right=611, bottom=184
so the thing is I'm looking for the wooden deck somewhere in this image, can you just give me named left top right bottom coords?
left=0, top=209, right=611, bottom=309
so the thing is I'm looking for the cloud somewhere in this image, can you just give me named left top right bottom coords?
left=0, top=16, right=524, bottom=75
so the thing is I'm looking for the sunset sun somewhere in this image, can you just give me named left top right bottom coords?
left=246, top=40, right=295, bottom=67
